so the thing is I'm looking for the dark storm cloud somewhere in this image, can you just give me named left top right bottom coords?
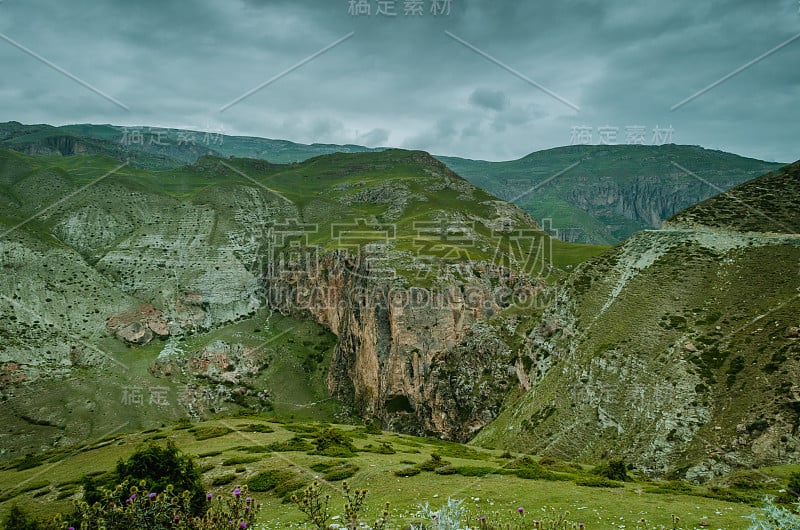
left=469, top=88, right=509, bottom=111
left=0, top=0, right=797, bottom=162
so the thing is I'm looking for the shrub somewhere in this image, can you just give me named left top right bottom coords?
left=394, top=467, right=421, bottom=477
left=323, top=463, right=359, bottom=481
left=268, top=436, right=314, bottom=452
left=246, top=469, right=305, bottom=500
left=575, top=476, right=624, bottom=488
left=311, top=428, right=356, bottom=457
left=211, top=474, right=237, bottom=486
left=113, top=440, right=207, bottom=515
left=779, top=471, right=800, bottom=504
left=190, top=425, right=233, bottom=441
left=454, top=466, right=495, bottom=477
left=591, top=458, right=629, bottom=482
left=416, top=454, right=451, bottom=472
left=363, top=419, right=383, bottom=435
left=362, top=442, right=396, bottom=454
left=240, top=423, right=274, bottom=433
left=513, top=467, right=563, bottom=481
left=247, top=469, right=293, bottom=492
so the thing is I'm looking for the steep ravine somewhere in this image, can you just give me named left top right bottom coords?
left=265, top=248, right=546, bottom=441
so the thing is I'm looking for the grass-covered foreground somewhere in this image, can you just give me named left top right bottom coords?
left=2, top=418, right=797, bottom=529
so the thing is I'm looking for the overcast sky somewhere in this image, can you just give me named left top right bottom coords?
left=1, top=0, right=798, bottom=162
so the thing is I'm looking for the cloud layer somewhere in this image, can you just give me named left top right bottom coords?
left=0, top=0, right=797, bottom=162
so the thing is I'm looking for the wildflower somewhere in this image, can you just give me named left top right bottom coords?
left=174, top=515, right=180, bottom=522
left=246, top=497, right=252, bottom=503
left=233, top=487, right=241, bottom=497
left=518, top=507, right=524, bottom=514
left=206, top=492, right=213, bottom=500
left=149, top=492, right=156, bottom=499
left=240, top=522, right=247, bottom=529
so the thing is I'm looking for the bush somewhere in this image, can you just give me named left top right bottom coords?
left=455, top=466, right=495, bottom=477
left=211, top=474, right=237, bottom=486
left=311, top=428, right=357, bottom=457
left=575, top=476, right=624, bottom=488
left=591, top=458, right=629, bottom=482
left=247, top=469, right=293, bottom=492
left=323, top=463, right=359, bottom=481
left=240, top=423, right=275, bottom=433
left=246, top=469, right=305, bottom=499
left=113, top=440, right=207, bottom=515
left=415, top=454, right=451, bottom=472
left=514, top=467, right=563, bottom=481
left=268, top=436, right=314, bottom=452
left=363, top=419, right=383, bottom=435
left=189, top=425, right=233, bottom=441
left=394, top=467, right=421, bottom=477
left=780, top=471, right=800, bottom=504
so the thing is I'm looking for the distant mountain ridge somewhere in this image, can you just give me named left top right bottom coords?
left=0, top=121, right=785, bottom=246
left=439, top=145, right=785, bottom=244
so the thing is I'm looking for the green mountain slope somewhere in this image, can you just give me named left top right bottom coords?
left=474, top=160, right=800, bottom=481
left=438, top=145, right=785, bottom=244
left=1, top=147, right=598, bottom=460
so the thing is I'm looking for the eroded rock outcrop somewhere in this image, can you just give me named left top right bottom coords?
left=266, top=247, right=545, bottom=441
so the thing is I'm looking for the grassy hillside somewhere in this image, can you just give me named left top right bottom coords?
left=474, top=160, right=800, bottom=481
left=0, top=146, right=607, bottom=461
left=0, top=417, right=782, bottom=529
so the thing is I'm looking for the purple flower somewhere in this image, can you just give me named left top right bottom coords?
left=206, top=492, right=213, bottom=500
left=518, top=507, right=524, bottom=514
left=246, top=497, right=252, bottom=503
left=240, top=522, right=247, bottom=529
left=233, top=487, right=241, bottom=497
left=149, top=492, right=156, bottom=499
left=174, top=515, right=180, bottom=521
